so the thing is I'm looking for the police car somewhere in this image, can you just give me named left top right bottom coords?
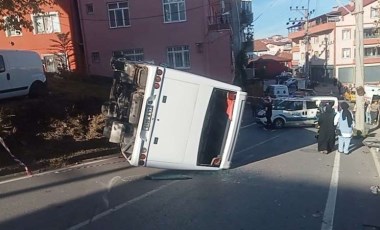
left=256, top=96, right=338, bottom=128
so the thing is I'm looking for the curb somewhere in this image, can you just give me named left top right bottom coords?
left=0, top=152, right=121, bottom=182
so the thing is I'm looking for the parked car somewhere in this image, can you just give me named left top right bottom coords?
left=264, top=84, right=289, bottom=98
left=275, top=75, right=291, bottom=84
left=0, top=49, right=47, bottom=99
left=344, top=88, right=356, bottom=102
left=292, top=89, right=317, bottom=97
left=284, top=78, right=298, bottom=86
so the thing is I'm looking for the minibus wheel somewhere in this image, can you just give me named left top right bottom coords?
left=273, top=118, right=285, bottom=128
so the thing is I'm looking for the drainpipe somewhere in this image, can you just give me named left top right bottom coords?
left=76, top=1, right=90, bottom=75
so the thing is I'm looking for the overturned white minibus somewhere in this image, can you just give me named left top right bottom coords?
left=102, top=60, right=247, bottom=170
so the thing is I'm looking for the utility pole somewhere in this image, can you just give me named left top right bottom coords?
left=322, top=36, right=333, bottom=80
left=288, top=0, right=314, bottom=79
left=354, top=0, right=365, bottom=135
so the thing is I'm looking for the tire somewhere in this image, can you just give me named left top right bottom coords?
left=29, top=81, right=47, bottom=98
left=273, top=118, right=285, bottom=129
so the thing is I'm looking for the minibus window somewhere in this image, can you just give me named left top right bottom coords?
left=198, top=89, right=230, bottom=166
left=0, top=56, right=5, bottom=72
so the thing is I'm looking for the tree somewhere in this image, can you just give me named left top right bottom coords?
left=0, top=0, right=55, bottom=31
left=49, top=32, right=74, bottom=72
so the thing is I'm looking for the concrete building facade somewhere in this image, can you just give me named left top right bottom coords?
left=288, top=0, right=380, bottom=84
left=77, top=0, right=253, bottom=83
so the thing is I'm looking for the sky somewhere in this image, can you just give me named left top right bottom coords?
left=253, top=0, right=351, bottom=39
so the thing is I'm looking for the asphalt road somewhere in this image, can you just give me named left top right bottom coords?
left=0, top=118, right=379, bottom=230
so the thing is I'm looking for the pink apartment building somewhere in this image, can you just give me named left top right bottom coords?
left=77, top=0, right=253, bottom=83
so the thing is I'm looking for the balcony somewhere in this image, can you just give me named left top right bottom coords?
left=241, top=10, right=253, bottom=26
left=208, top=14, right=231, bottom=31
left=289, top=22, right=335, bottom=39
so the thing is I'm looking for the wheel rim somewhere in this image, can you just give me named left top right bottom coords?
left=274, top=119, right=283, bottom=128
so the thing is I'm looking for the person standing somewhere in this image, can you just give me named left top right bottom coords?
left=334, top=102, right=355, bottom=155
left=365, top=102, right=371, bottom=124
left=370, top=100, right=379, bottom=124
left=317, top=104, right=336, bottom=154
left=264, top=96, right=273, bottom=128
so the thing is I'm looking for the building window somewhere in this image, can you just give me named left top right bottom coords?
left=313, top=37, right=319, bottom=44
left=342, top=48, right=351, bottom=58
left=3, top=17, right=22, bottom=37
left=108, top=2, right=130, bottom=28
left=167, top=45, right=190, bottom=69
left=91, top=52, right=100, bottom=63
left=5, top=27, right=22, bottom=37
left=364, top=47, right=380, bottom=57
left=364, top=28, right=379, bottom=39
left=301, top=52, right=305, bottom=60
left=32, top=12, right=61, bottom=34
left=342, top=29, right=351, bottom=40
left=371, top=7, right=379, bottom=18
left=113, top=48, right=144, bottom=61
left=163, top=0, right=186, bottom=23
left=86, top=3, right=94, bottom=14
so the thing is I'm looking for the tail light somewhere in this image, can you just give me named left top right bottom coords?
left=139, top=148, right=148, bottom=165
left=154, top=68, right=163, bottom=89
left=156, top=69, right=163, bottom=76
left=155, top=76, right=162, bottom=82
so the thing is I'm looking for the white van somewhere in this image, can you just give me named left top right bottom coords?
left=257, top=96, right=338, bottom=128
left=0, top=50, right=47, bottom=100
left=264, top=84, right=289, bottom=98
left=364, top=85, right=380, bottom=103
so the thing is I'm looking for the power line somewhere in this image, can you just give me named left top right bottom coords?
left=252, top=0, right=282, bottom=23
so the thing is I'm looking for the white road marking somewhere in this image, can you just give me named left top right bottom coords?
left=67, top=181, right=177, bottom=230
left=370, top=148, right=380, bottom=181
left=241, top=122, right=257, bottom=129
left=235, top=135, right=280, bottom=154
left=321, top=151, right=341, bottom=230
left=0, top=157, right=121, bottom=185
left=0, top=175, right=33, bottom=185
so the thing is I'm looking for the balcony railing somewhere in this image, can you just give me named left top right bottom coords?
left=208, top=14, right=231, bottom=31
left=241, top=10, right=253, bottom=26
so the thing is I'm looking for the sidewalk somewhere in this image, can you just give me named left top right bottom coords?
left=362, top=124, right=380, bottom=194
left=363, top=124, right=380, bottom=161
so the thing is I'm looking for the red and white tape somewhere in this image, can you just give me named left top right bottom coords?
left=0, top=137, right=32, bottom=176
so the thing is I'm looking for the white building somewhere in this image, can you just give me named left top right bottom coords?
left=288, top=0, right=380, bottom=83
left=335, top=0, right=380, bottom=84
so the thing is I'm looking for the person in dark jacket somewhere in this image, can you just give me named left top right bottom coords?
left=264, top=96, right=273, bottom=128
left=317, top=104, right=336, bottom=154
